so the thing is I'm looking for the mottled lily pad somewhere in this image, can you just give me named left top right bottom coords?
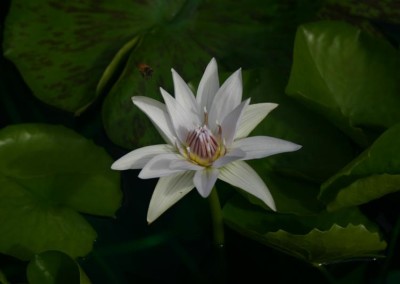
left=3, top=0, right=186, bottom=113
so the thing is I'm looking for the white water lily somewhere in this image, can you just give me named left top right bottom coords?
left=112, top=58, right=301, bottom=223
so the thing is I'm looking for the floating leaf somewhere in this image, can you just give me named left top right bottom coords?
left=102, top=29, right=210, bottom=149
left=27, top=250, right=91, bottom=284
left=0, top=124, right=121, bottom=260
left=320, top=123, right=400, bottom=211
left=243, top=69, right=355, bottom=183
left=223, top=195, right=387, bottom=265
left=3, top=0, right=186, bottom=113
left=100, top=0, right=321, bottom=148
left=286, top=21, right=400, bottom=146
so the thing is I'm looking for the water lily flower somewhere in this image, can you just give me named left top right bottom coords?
left=112, top=58, right=301, bottom=223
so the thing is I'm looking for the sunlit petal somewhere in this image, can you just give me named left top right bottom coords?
left=219, top=160, right=276, bottom=211
left=220, top=99, right=250, bottom=146
left=160, top=87, right=196, bottom=143
left=196, top=58, right=219, bottom=112
left=132, top=96, right=175, bottom=144
left=111, top=144, right=174, bottom=170
left=209, top=68, right=242, bottom=129
left=212, top=148, right=245, bottom=168
left=232, top=136, right=302, bottom=160
left=171, top=69, right=201, bottom=118
left=147, top=172, right=195, bottom=223
left=139, top=153, right=189, bottom=179
left=236, top=103, right=278, bottom=139
left=193, top=168, right=219, bottom=198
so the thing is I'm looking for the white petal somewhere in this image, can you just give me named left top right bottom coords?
left=212, top=148, right=246, bottom=168
left=219, top=160, right=276, bottom=211
left=160, top=88, right=196, bottom=143
left=209, top=68, right=242, bottom=129
left=132, top=96, right=175, bottom=144
left=196, top=58, right=219, bottom=111
left=236, top=103, right=278, bottom=139
left=232, top=136, right=302, bottom=160
left=147, top=171, right=195, bottom=223
left=193, top=168, right=219, bottom=198
left=220, top=99, right=250, bottom=146
left=139, top=153, right=189, bottom=179
left=111, top=144, right=174, bottom=170
left=169, top=159, right=204, bottom=171
left=171, top=69, right=201, bottom=117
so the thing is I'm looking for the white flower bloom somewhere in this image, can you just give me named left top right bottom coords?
left=112, top=58, right=301, bottom=223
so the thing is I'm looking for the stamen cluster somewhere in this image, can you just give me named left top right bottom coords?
left=184, top=111, right=224, bottom=166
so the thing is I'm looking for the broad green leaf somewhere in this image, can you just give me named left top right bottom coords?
left=0, top=124, right=121, bottom=260
left=102, top=29, right=211, bottom=148
left=27, top=250, right=91, bottom=284
left=286, top=21, right=400, bottom=146
left=100, top=0, right=322, bottom=148
left=243, top=69, right=356, bottom=183
left=320, top=123, right=400, bottom=211
left=223, top=195, right=387, bottom=265
left=3, top=0, right=186, bottom=113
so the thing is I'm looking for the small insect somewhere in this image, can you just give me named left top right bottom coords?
left=137, top=63, right=153, bottom=79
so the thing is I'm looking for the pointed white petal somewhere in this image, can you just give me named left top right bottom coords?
left=138, top=153, right=189, bottom=179
left=220, top=99, right=250, bottom=146
left=196, top=58, right=219, bottom=111
left=193, top=168, right=219, bottom=198
left=111, top=144, right=174, bottom=170
left=171, top=69, right=201, bottom=117
left=236, top=103, right=278, bottom=139
left=212, top=148, right=246, bottom=168
left=132, top=96, right=175, bottom=144
left=219, top=160, right=276, bottom=211
left=232, top=136, right=301, bottom=160
left=160, top=88, right=196, bottom=143
left=147, top=171, right=195, bottom=223
left=209, top=68, right=242, bottom=129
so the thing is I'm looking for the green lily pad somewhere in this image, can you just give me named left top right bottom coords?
left=100, top=0, right=322, bottom=149
left=286, top=21, right=400, bottom=147
left=0, top=124, right=121, bottom=260
left=27, top=250, right=91, bottom=284
left=223, top=195, right=387, bottom=265
left=3, top=0, right=312, bottom=115
left=320, top=123, right=400, bottom=211
left=102, top=29, right=211, bottom=149
left=3, top=0, right=186, bottom=113
left=243, top=68, right=356, bottom=183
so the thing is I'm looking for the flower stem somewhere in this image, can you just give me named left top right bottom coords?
left=208, top=187, right=225, bottom=247
left=208, top=187, right=227, bottom=284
